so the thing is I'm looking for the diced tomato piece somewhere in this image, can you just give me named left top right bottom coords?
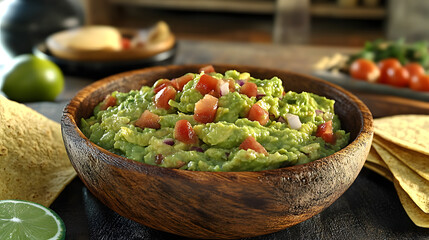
left=121, top=37, right=131, bottom=49
left=154, top=86, right=176, bottom=110
left=227, top=79, right=236, bottom=92
left=208, top=90, right=220, bottom=98
left=316, top=120, right=336, bottom=144
left=199, top=65, right=215, bottom=73
left=247, top=104, right=269, bottom=126
left=240, top=82, right=258, bottom=98
left=174, top=119, right=198, bottom=144
left=100, top=95, right=116, bottom=110
left=195, top=74, right=219, bottom=95
left=194, top=94, right=218, bottom=123
left=171, top=74, right=193, bottom=91
left=239, top=136, right=268, bottom=155
left=135, top=110, right=161, bottom=129
left=153, top=79, right=171, bottom=93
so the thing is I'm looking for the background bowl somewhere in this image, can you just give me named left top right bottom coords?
left=61, top=64, right=373, bottom=239
left=33, top=42, right=177, bottom=79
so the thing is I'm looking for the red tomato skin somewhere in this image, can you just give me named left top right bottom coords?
left=247, top=104, right=269, bottom=126
left=100, top=95, right=116, bottom=110
left=240, top=82, right=258, bottom=98
left=385, top=67, right=410, bottom=88
left=349, top=59, right=380, bottom=82
left=207, top=90, right=220, bottom=98
left=378, top=58, right=402, bottom=84
left=135, top=110, right=161, bottom=129
left=316, top=120, right=336, bottom=144
left=154, top=86, right=176, bottom=109
left=404, top=63, right=425, bottom=79
left=195, top=74, right=219, bottom=95
left=154, top=82, right=171, bottom=94
left=410, top=75, right=429, bottom=92
left=194, top=95, right=218, bottom=123
left=174, top=119, right=198, bottom=144
left=153, top=79, right=171, bottom=93
left=199, top=65, right=215, bottom=73
left=121, top=38, right=131, bottom=49
left=239, top=136, right=268, bottom=155
left=171, top=74, right=193, bottom=91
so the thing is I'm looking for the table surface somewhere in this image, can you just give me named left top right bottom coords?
left=10, top=39, right=429, bottom=239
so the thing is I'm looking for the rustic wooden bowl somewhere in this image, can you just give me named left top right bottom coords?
left=61, top=64, right=373, bottom=239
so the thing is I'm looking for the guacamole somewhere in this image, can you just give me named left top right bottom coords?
left=80, top=66, right=349, bottom=171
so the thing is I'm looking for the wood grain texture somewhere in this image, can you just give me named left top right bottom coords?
left=61, top=64, right=373, bottom=239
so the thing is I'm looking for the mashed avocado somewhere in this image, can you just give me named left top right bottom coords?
left=80, top=67, right=349, bottom=171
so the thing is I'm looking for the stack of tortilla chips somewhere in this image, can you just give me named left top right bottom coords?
left=0, top=96, right=76, bottom=207
left=364, top=114, right=429, bottom=228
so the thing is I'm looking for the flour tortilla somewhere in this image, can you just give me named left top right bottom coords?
left=374, top=115, right=429, bottom=155
left=0, top=96, right=76, bottom=207
left=373, top=135, right=429, bottom=181
left=48, top=25, right=122, bottom=51
left=373, top=142, right=429, bottom=213
left=394, top=180, right=429, bottom=228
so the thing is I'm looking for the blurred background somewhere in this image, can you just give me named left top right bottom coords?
left=1, top=0, right=429, bottom=64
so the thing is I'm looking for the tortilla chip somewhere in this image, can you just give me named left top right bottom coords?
left=374, top=115, right=429, bottom=155
left=373, top=142, right=429, bottom=213
left=394, top=179, right=429, bottom=228
left=366, top=147, right=388, bottom=169
left=374, top=135, right=429, bottom=181
left=364, top=162, right=393, bottom=182
left=0, top=96, right=76, bottom=207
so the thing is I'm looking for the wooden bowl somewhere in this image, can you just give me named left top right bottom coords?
left=61, top=64, right=373, bottom=239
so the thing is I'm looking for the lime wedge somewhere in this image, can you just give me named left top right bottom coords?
left=0, top=200, right=65, bottom=240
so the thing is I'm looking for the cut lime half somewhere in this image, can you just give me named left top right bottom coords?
left=0, top=200, right=65, bottom=240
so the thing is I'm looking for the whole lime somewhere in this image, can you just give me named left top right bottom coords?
left=1, top=54, right=64, bottom=102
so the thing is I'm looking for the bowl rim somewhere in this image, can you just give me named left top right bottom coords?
left=61, top=64, right=373, bottom=176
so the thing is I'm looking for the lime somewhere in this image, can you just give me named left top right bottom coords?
left=1, top=54, right=64, bottom=102
left=0, top=200, right=65, bottom=240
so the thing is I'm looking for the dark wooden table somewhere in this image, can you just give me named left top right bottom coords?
left=8, top=39, right=429, bottom=239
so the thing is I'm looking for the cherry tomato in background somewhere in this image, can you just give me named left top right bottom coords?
left=121, top=38, right=131, bottom=49
left=377, top=58, right=402, bottom=84
left=384, top=67, right=410, bottom=88
left=349, top=59, right=380, bottom=82
left=404, top=63, right=425, bottom=79
left=410, top=74, right=429, bottom=92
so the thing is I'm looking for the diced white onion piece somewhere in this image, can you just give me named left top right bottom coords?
left=286, top=113, right=301, bottom=130
left=220, top=81, right=229, bottom=96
